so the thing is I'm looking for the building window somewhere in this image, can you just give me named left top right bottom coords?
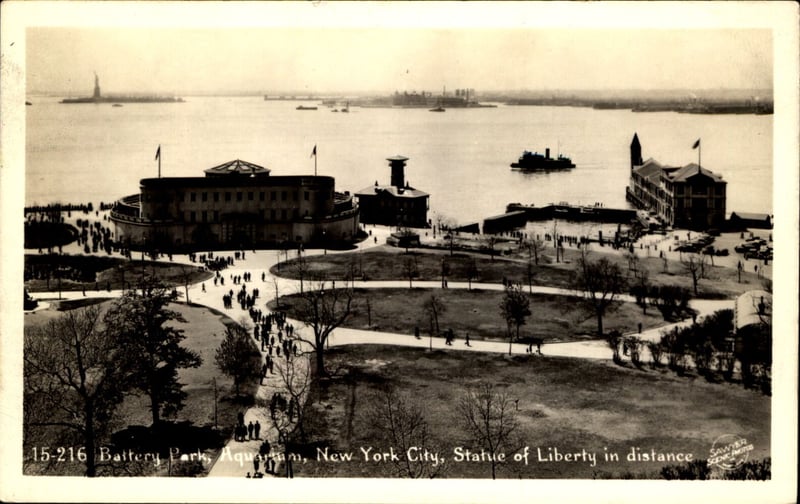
left=213, top=192, right=219, bottom=202
left=202, top=210, right=208, bottom=222
left=201, top=192, right=207, bottom=202
left=225, top=192, right=231, bottom=202
left=271, top=191, right=277, bottom=201
left=237, top=192, right=243, bottom=202
left=190, top=211, right=196, bottom=223
left=304, top=191, right=309, bottom=201
left=281, top=191, right=287, bottom=201
left=259, top=191, right=265, bottom=201
left=248, top=192, right=254, bottom=201
left=259, top=209, right=265, bottom=219
left=293, top=191, right=298, bottom=201
left=281, top=209, right=287, bottom=220
left=213, top=210, right=219, bottom=222
left=270, top=209, right=276, bottom=220
left=190, top=192, right=196, bottom=202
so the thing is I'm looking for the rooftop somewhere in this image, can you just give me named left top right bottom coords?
left=355, top=184, right=429, bottom=199
left=204, top=159, right=271, bottom=177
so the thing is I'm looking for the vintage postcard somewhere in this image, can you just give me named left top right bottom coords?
left=1, top=2, right=797, bottom=503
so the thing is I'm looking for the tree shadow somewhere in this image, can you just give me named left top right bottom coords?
left=111, top=421, right=226, bottom=456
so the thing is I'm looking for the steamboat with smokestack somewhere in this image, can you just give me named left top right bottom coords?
left=510, top=147, right=576, bottom=171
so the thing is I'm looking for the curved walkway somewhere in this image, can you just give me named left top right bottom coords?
left=26, top=225, right=735, bottom=477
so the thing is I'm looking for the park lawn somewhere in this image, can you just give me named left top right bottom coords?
left=23, top=301, right=258, bottom=476
left=273, top=246, right=765, bottom=300
left=24, top=254, right=213, bottom=293
left=296, top=345, right=770, bottom=479
left=276, top=288, right=666, bottom=343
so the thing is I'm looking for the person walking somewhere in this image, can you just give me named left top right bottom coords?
left=254, top=420, right=261, bottom=440
left=248, top=421, right=254, bottom=440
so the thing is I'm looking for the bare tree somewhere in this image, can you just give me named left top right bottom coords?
left=403, top=255, right=418, bottom=288
left=682, top=253, right=707, bottom=296
left=523, top=237, right=545, bottom=293
left=290, top=255, right=311, bottom=294
left=524, top=236, right=546, bottom=266
left=571, top=252, right=627, bottom=337
left=499, top=283, right=531, bottom=355
left=465, top=256, right=479, bottom=291
left=24, top=306, right=131, bottom=477
left=434, top=213, right=458, bottom=256
left=457, top=382, right=521, bottom=479
left=483, top=234, right=498, bottom=261
left=365, top=386, right=448, bottom=478
left=179, top=264, right=192, bottom=303
left=271, top=346, right=313, bottom=443
left=294, top=281, right=354, bottom=376
left=424, top=293, right=446, bottom=338
left=552, top=220, right=560, bottom=263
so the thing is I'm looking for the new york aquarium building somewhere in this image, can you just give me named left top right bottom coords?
left=110, top=159, right=360, bottom=251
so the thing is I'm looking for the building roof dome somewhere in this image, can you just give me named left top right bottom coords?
left=204, top=159, right=271, bottom=177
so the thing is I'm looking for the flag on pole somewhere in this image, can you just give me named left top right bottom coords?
left=311, top=145, right=317, bottom=158
left=692, top=139, right=700, bottom=149
left=155, top=145, right=161, bottom=160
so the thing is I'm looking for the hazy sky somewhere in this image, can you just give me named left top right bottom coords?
left=24, top=6, right=773, bottom=95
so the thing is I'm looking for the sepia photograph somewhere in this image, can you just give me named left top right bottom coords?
left=1, top=2, right=797, bottom=503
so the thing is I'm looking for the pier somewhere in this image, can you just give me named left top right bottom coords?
left=505, top=203, right=637, bottom=224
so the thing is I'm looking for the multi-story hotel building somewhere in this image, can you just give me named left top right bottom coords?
left=110, top=159, right=359, bottom=250
left=626, top=134, right=727, bottom=230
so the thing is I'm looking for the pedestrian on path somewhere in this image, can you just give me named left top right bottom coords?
left=465, top=332, right=470, bottom=347
left=255, top=420, right=261, bottom=440
left=248, top=421, right=254, bottom=440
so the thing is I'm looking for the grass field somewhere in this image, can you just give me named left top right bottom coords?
left=295, top=345, right=770, bottom=479
left=24, top=254, right=213, bottom=293
left=276, top=288, right=666, bottom=343
left=273, top=246, right=767, bottom=300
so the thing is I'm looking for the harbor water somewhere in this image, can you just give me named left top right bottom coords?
left=25, top=96, right=772, bottom=226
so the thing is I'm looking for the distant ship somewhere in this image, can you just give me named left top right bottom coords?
left=429, top=106, right=445, bottom=112
left=296, top=105, right=318, bottom=110
left=60, top=73, right=184, bottom=104
left=511, top=148, right=575, bottom=171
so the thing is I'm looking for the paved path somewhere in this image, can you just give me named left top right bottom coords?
left=26, top=222, right=737, bottom=477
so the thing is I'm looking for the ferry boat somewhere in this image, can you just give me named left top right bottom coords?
left=296, top=105, right=318, bottom=110
left=510, top=148, right=575, bottom=171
